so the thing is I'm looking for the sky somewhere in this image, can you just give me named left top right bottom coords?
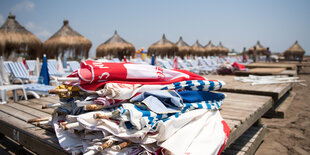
left=0, top=0, right=309, bottom=58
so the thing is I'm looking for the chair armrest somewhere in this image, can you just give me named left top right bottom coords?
left=13, top=78, right=24, bottom=85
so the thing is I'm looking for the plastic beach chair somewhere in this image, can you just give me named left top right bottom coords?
left=0, top=84, right=28, bottom=104
left=7, top=62, right=56, bottom=98
left=0, top=60, right=28, bottom=104
left=26, top=60, right=36, bottom=72
left=8, top=62, right=39, bottom=82
left=3, top=61, right=12, bottom=74
left=67, top=61, right=80, bottom=72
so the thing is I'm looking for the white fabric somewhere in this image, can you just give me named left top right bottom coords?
left=57, top=56, right=65, bottom=74
left=158, top=109, right=226, bottom=155
left=52, top=114, right=83, bottom=151
left=124, top=64, right=168, bottom=79
left=77, top=111, right=155, bottom=144
left=96, top=83, right=166, bottom=100
left=72, top=108, right=227, bottom=155
left=33, top=57, right=41, bottom=77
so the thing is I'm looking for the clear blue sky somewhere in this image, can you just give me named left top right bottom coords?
left=1, top=0, right=309, bottom=57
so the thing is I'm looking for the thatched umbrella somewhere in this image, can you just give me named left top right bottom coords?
left=191, top=40, right=205, bottom=57
left=44, top=20, right=92, bottom=59
left=204, top=41, right=216, bottom=56
left=283, top=41, right=305, bottom=61
left=0, top=14, right=42, bottom=59
left=96, top=30, right=135, bottom=59
left=175, top=36, right=192, bottom=59
left=247, top=41, right=266, bottom=56
left=217, top=42, right=229, bottom=56
left=148, top=34, right=178, bottom=58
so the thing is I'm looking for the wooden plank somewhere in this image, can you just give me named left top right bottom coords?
left=5, top=103, right=50, bottom=118
left=17, top=100, right=55, bottom=114
left=205, top=75, right=292, bottom=101
left=275, top=92, right=295, bottom=117
left=234, top=68, right=297, bottom=77
left=0, top=111, right=67, bottom=155
left=0, top=105, right=41, bottom=122
left=39, top=96, right=60, bottom=103
left=245, top=63, right=297, bottom=70
left=223, top=93, right=272, bottom=148
left=245, top=68, right=286, bottom=73
left=223, top=124, right=267, bottom=155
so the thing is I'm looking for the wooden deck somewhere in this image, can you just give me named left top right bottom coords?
left=245, top=62, right=297, bottom=70
left=235, top=68, right=297, bottom=77
left=222, top=124, right=267, bottom=155
left=0, top=93, right=272, bottom=154
left=205, top=75, right=293, bottom=101
left=205, top=75, right=294, bottom=118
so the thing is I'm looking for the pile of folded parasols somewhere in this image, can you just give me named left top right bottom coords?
left=29, top=60, right=230, bottom=155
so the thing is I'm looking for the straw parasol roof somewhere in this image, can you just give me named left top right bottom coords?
left=204, top=41, right=216, bottom=56
left=192, top=40, right=205, bottom=56
left=44, top=20, right=92, bottom=59
left=175, top=36, right=192, bottom=59
left=283, top=41, right=305, bottom=61
left=148, top=34, right=178, bottom=58
left=217, top=42, right=229, bottom=56
left=248, top=41, right=266, bottom=55
left=96, top=30, right=135, bottom=59
left=0, top=14, right=42, bottom=59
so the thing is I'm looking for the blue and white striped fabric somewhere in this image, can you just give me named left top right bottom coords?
left=161, top=80, right=225, bottom=91
left=47, top=59, right=66, bottom=76
left=118, top=91, right=225, bottom=131
left=8, top=62, right=38, bottom=81
left=26, top=60, right=36, bottom=71
left=24, top=83, right=56, bottom=94
left=67, top=61, right=80, bottom=72
left=3, top=61, right=12, bottom=73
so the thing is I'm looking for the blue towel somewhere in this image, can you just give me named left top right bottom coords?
left=178, top=91, right=225, bottom=103
left=131, top=90, right=183, bottom=114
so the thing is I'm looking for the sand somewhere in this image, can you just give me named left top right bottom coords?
left=255, top=67, right=310, bottom=155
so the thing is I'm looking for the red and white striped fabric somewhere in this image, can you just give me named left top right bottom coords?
left=68, top=60, right=206, bottom=91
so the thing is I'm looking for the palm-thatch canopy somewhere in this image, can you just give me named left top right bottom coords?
left=0, top=14, right=42, bottom=59
left=204, top=41, right=217, bottom=56
left=217, top=42, right=229, bottom=56
left=148, top=34, right=178, bottom=58
left=283, top=41, right=305, bottom=61
left=192, top=40, right=205, bottom=56
left=96, top=30, right=135, bottom=59
left=175, top=36, right=192, bottom=59
left=44, top=20, right=92, bottom=59
left=248, top=41, right=266, bottom=55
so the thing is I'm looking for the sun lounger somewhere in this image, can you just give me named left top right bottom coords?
left=0, top=84, right=28, bottom=104
left=26, top=60, right=36, bottom=72
left=7, top=61, right=56, bottom=98
left=67, top=61, right=80, bottom=72
left=3, top=61, right=12, bottom=74
left=8, top=62, right=38, bottom=82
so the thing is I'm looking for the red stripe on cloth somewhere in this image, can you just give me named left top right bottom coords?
left=217, top=120, right=231, bottom=155
left=67, top=60, right=206, bottom=91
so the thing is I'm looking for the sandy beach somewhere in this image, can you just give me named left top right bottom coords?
left=256, top=67, right=310, bottom=155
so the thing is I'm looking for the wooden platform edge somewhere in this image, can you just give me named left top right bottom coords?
left=0, top=111, right=68, bottom=155
left=224, top=96, right=272, bottom=148
left=264, top=91, right=295, bottom=118
left=222, top=124, right=267, bottom=155
left=273, top=92, right=296, bottom=118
